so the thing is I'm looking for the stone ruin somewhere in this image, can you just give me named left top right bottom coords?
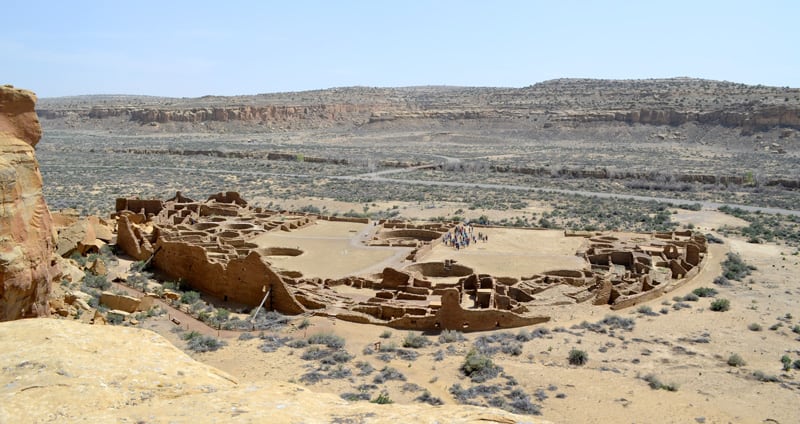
left=114, top=192, right=708, bottom=332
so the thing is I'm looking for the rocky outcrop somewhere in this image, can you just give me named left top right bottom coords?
left=0, top=318, right=542, bottom=423
left=0, top=85, right=60, bottom=321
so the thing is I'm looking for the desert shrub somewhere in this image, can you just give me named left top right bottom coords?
left=186, top=335, right=226, bottom=353
left=371, top=391, right=393, bottom=404
left=379, top=341, right=397, bottom=352
left=432, top=350, right=445, bottom=361
left=308, top=333, right=345, bottom=348
left=439, top=329, right=465, bottom=343
left=692, top=287, right=717, bottom=297
left=500, top=340, right=523, bottom=356
left=340, top=392, right=370, bottom=401
left=395, top=348, right=420, bottom=361
left=721, top=253, right=755, bottom=281
left=373, top=366, right=406, bottom=384
left=355, top=361, right=374, bottom=376
left=379, top=330, right=392, bottom=339
left=681, top=293, right=699, bottom=302
left=327, top=350, right=354, bottom=364
left=793, top=325, right=800, bottom=335
left=299, top=370, right=325, bottom=384
left=748, top=323, right=762, bottom=332
left=327, top=364, right=352, bottom=379
left=259, top=335, right=291, bottom=353
left=238, top=332, right=256, bottom=341
left=713, top=276, right=731, bottom=286
left=248, top=310, right=292, bottom=331
left=600, top=315, right=635, bottom=331
left=780, top=355, right=792, bottom=371
left=710, top=298, right=730, bottom=312
left=127, top=271, right=151, bottom=291
left=673, top=302, right=691, bottom=310
left=705, top=233, right=724, bottom=244
left=129, top=261, right=147, bottom=273
left=568, top=349, right=588, bottom=366
left=753, top=370, right=780, bottom=382
left=180, top=291, right=201, bottom=304
left=301, top=346, right=330, bottom=361
left=793, top=360, right=800, bottom=370
left=297, top=318, right=311, bottom=329
left=529, top=327, right=551, bottom=338
left=637, top=305, right=658, bottom=316
left=642, top=374, right=677, bottom=391
left=415, top=390, right=444, bottom=406
left=182, top=330, right=201, bottom=341
left=402, top=332, right=430, bottom=348
left=727, top=353, right=746, bottom=367
left=286, top=339, right=309, bottom=349
left=83, top=273, right=110, bottom=290
left=461, top=349, right=501, bottom=383
left=505, top=388, right=542, bottom=415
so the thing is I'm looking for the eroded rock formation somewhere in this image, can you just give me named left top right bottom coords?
left=0, top=85, right=60, bottom=320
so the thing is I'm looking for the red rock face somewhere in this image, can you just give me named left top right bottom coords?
left=0, top=85, right=60, bottom=320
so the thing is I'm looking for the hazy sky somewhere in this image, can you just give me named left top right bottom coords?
left=4, top=1, right=798, bottom=97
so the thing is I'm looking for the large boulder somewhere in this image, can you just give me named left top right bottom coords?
left=0, top=85, right=60, bottom=320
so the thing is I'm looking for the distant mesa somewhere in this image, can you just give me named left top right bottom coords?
left=36, top=78, right=800, bottom=132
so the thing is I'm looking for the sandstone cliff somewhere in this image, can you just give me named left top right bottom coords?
left=0, top=85, right=59, bottom=320
left=0, top=319, right=545, bottom=423
left=37, top=79, right=800, bottom=132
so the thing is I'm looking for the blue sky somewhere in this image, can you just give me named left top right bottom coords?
left=4, top=1, right=798, bottom=97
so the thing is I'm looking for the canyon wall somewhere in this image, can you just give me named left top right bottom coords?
left=37, top=79, right=800, bottom=131
left=0, top=85, right=60, bottom=320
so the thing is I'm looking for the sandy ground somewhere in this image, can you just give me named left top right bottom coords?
left=57, top=206, right=800, bottom=423
left=423, top=228, right=588, bottom=277
left=187, top=221, right=800, bottom=424
left=248, top=220, right=408, bottom=278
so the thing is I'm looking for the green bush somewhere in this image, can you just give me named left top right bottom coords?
left=781, top=355, right=792, bottom=371
left=402, top=332, right=430, bottom=348
left=721, top=253, right=755, bottom=281
left=642, top=374, right=678, bottom=391
left=753, top=370, right=779, bottom=382
left=371, top=391, right=393, bottom=404
left=308, top=333, right=345, bottom=349
left=180, top=291, right=201, bottom=304
left=186, top=334, right=226, bottom=353
left=438, top=329, right=465, bottom=343
left=727, top=353, right=746, bottom=367
left=710, top=298, right=730, bottom=312
left=83, top=273, right=110, bottom=290
left=461, top=348, right=501, bottom=382
left=692, top=287, right=718, bottom=297
left=568, top=349, right=588, bottom=366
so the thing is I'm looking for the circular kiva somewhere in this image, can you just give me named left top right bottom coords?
left=376, top=229, right=442, bottom=242
left=404, top=261, right=473, bottom=278
left=259, top=247, right=304, bottom=257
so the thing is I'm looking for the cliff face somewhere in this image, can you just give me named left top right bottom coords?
left=0, top=85, right=59, bottom=321
left=36, top=79, right=800, bottom=131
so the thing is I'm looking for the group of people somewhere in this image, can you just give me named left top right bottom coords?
left=442, top=223, right=488, bottom=250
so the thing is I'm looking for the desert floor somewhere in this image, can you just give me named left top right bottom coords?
left=122, top=205, right=800, bottom=424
